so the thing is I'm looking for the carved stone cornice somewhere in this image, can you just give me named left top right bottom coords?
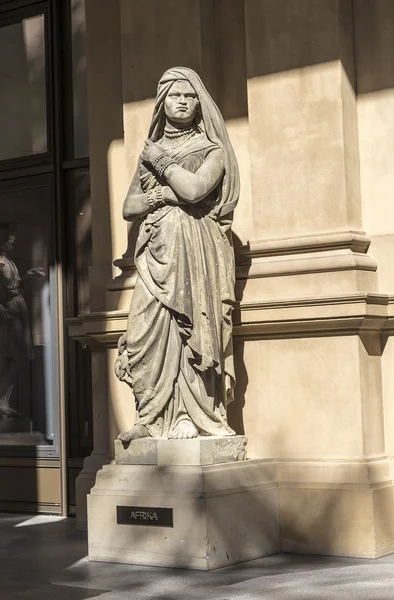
left=109, top=232, right=377, bottom=293
left=67, top=310, right=128, bottom=347
left=236, top=249, right=377, bottom=279
left=236, top=232, right=377, bottom=279
left=237, top=231, right=372, bottom=259
left=67, top=293, right=394, bottom=348
left=233, top=293, right=394, bottom=338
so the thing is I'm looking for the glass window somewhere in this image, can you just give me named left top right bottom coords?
left=0, top=14, right=48, bottom=162
left=0, top=182, right=58, bottom=451
left=71, top=0, right=89, bottom=158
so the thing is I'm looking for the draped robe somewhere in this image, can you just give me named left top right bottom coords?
left=115, top=132, right=236, bottom=437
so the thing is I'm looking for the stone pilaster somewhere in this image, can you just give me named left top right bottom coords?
left=238, top=0, right=392, bottom=558
left=242, top=0, right=376, bottom=301
left=74, top=0, right=124, bottom=530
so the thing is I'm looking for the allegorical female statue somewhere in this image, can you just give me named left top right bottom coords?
left=115, top=67, right=240, bottom=442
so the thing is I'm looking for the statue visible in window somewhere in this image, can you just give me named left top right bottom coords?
left=0, top=225, right=44, bottom=424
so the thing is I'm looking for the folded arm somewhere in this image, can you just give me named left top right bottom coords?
left=123, top=144, right=224, bottom=221
left=162, top=148, right=224, bottom=203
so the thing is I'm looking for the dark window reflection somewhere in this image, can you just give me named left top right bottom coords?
left=71, top=0, right=89, bottom=159
left=0, top=185, right=55, bottom=447
left=0, top=15, right=48, bottom=161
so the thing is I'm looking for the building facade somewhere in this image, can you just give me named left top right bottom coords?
left=3, top=0, right=394, bottom=559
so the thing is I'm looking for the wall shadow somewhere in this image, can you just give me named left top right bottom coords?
left=354, top=0, right=394, bottom=96
left=228, top=339, right=247, bottom=436
left=118, top=0, right=394, bottom=120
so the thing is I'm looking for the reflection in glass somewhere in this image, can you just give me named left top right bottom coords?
left=0, top=185, right=55, bottom=447
left=0, top=15, right=47, bottom=161
left=71, top=0, right=89, bottom=158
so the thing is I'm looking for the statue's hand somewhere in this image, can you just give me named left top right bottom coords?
left=141, top=139, right=165, bottom=166
left=114, top=350, right=132, bottom=385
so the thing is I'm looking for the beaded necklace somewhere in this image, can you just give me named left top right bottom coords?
left=163, top=124, right=196, bottom=139
left=164, top=130, right=198, bottom=152
left=162, top=126, right=198, bottom=151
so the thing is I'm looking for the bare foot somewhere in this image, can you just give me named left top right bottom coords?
left=117, top=424, right=150, bottom=448
left=168, top=420, right=198, bottom=440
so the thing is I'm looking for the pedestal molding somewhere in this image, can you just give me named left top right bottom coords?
left=91, top=457, right=393, bottom=492
left=276, top=457, right=392, bottom=489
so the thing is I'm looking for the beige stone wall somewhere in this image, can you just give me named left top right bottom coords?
left=237, top=336, right=365, bottom=460
left=72, top=0, right=394, bottom=556
left=75, top=0, right=125, bottom=529
left=245, top=0, right=361, bottom=241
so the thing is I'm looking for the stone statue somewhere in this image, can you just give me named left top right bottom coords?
left=0, top=225, right=45, bottom=422
left=115, top=67, right=240, bottom=443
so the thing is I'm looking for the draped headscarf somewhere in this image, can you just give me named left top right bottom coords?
left=148, top=67, right=240, bottom=222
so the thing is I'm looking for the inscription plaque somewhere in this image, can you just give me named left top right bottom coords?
left=116, top=505, right=173, bottom=528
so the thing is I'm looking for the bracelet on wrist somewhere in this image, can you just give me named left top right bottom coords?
left=155, top=185, right=165, bottom=205
left=146, top=190, right=156, bottom=209
left=152, top=153, right=177, bottom=178
left=146, top=186, right=166, bottom=211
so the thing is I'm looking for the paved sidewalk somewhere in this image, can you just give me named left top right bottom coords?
left=1, top=513, right=394, bottom=599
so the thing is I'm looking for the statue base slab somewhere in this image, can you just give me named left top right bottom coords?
left=114, top=435, right=247, bottom=466
left=87, top=459, right=279, bottom=570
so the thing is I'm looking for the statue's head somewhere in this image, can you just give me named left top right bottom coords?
left=149, top=67, right=240, bottom=219
left=0, top=224, right=17, bottom=253
left=164, top=79, right=199, bottom=127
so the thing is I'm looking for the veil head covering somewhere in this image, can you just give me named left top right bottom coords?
left=148, top=67, right=240, bottom=222
left=0, top=223, right=17, bottom=251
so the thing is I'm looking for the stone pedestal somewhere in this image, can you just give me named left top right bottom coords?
left=114, top=435, right=247, bottom=466
left=88, top=453, right=279, bottom=570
